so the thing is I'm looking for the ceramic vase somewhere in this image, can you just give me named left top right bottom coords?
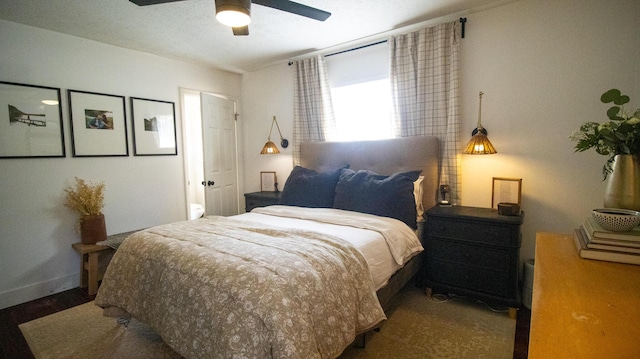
left=603, top=154, right=640, bottom=211
left=80, top=213, right=107, bottom=244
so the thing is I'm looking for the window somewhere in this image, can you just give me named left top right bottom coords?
left=331, top=79, right=394, bottom=141
left=325, top=42, right=394, bottom=141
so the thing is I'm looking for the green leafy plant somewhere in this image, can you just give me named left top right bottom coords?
left=570, top=89, right=640, bottom=179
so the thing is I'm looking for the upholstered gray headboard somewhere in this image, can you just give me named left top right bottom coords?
left=300, top=136, right=440, bottom=211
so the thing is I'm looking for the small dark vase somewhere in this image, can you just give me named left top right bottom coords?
left=603, top=155, right=640, bottom=211
left=80, top=214, right=107, bottom=244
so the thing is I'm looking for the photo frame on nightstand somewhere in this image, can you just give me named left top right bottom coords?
left=260, top=171, right=277, bottom=192
left=491, top=177, right=522, bottom=209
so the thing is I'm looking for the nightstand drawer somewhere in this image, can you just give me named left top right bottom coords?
left=426, top=236, right=511, bottom=270
left=428, top=217, right=519, bottom=247
left=244, top=191, right=281, bottom=212
left=425, top=258, right=512, bottom=298
left=246, top=197, right=273, bottom=208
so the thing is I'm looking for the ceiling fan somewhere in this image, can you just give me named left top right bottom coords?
left=129, top=0, right=331, bottom=36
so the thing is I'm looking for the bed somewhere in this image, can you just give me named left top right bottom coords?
left=95, top=136, right=440, bottom=359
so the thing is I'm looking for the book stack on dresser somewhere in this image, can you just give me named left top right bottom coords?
left=574, top=216, right=640, bottom=265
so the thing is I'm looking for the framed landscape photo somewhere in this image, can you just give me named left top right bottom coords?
left=68, top=90, right=128, bottom=157
left=130, top=97, right=177, bottom=156
left=491, top=177, right=522, bottom=209
left=261, top=171, right=277, bottom=192
left=0, top=81, right=65, bottom=158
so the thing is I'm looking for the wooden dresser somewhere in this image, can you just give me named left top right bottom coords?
left=529, top=232, right=640, bottom=358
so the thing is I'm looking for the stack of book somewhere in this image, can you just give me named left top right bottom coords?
left=574, top=216, right=640, bottom=265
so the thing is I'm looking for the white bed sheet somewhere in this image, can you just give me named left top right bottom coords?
left=235, top=206, right=423, bottom=290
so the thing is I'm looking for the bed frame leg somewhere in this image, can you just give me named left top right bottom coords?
left=353, top=332, right=366, bottom=348
left=425, top=287, right=433, bottom=298
left=353, top=327, right=380, bottom=349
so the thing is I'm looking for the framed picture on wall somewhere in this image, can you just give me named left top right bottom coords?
left=0, top=81, right=65, bottom=158
left=261, top=171, right=277, bottom=192
left=130, top=97, right=177, bottom=156
left=491, top=177, right=522, bottom=209
left=68, top=89, right=128, bottom=157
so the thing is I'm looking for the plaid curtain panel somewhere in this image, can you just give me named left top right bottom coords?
left=389, top=20, right=462, bottom=203
left=292, top=55, right=337, bottom=165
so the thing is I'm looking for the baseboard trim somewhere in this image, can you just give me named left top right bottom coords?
left=0, top=273, right=79, bottom=310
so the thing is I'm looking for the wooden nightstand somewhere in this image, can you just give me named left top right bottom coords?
left=244, top=191, right=281, bottom=212
left=71, top=243, right=114, bottom=296
left=423, top=205, right=523, bottom=317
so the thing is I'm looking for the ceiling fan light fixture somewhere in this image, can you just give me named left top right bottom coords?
left=215, top=0, right=251, bottom=27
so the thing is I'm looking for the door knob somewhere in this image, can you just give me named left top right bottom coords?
left=207, top=180, right=215, bottom=186
left=201, top=181, right=206, bottom=186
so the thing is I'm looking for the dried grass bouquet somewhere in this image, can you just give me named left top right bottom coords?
left=63, top=177, right=105, bottom=216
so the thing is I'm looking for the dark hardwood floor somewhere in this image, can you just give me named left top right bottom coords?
left=0, top=288, right=531, bottom=359
left=0, top=288, right=92, bottom=359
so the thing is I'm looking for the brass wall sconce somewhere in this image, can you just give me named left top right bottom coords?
left=463, top=91, right=497, bottom=154
left=260, top=115, right=289, bottom=154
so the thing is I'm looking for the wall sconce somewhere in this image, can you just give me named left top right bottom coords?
left=463, top=91, right=497, bottom=154
left=260, top=115, right=289, bottom=154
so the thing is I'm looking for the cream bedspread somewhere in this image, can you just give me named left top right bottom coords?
left=252, top=206, right=423, bottom=266
left=95, top=216, right=386, bottom=359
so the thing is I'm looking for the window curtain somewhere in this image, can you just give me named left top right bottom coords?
left=389, top=20, right=462, bottom=203
left=292, top=55, right=336, bottom=165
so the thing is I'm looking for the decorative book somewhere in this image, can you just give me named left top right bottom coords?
left=573, top=228, right=640, bottom=266
left=580, top=225, right=640, bottom=254
left=583, top=216, right=640, bottom=242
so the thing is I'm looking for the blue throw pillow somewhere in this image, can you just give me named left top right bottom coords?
left=333, top=169, right=422, bottom=229
left=279, top=166, right=346, bottom=208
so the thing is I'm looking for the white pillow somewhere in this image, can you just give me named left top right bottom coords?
left=414, top=176, right=425, bottom=222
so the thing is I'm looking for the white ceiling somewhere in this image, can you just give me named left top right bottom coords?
left=0, top=0, right=510, bottom=73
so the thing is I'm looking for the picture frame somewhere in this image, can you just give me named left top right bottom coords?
left=68, top=90, right=128, bottom=157
left=491, top=177, right=522, bottom=209
left=0, top=81, right=65, bottom=158
left=130, top=97, right=177, bottom=156
left=260, top=171, right=277, bottom=192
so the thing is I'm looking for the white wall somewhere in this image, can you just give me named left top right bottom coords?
left=240, top=64, right=295, bottom=197
left=459, top=0, right=639, bottom=263
left=241, top=0, right=640, bottom=268
left=0, top=20, right=241, bottom=309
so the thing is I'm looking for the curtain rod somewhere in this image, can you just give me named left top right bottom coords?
left=288, top=17, right=466, bottom=66
left=324, top=40, right=388, bottom=58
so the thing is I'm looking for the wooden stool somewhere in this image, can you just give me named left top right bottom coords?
left=71, top=243, right=114, bottom=295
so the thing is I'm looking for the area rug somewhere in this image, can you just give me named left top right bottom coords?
left=20, top=285, right=515, bottom=359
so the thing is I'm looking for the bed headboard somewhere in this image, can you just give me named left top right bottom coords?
left=300, top=136, right=440, bottom=211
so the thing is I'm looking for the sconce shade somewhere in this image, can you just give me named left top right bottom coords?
left=462, top=91, right=497, bottom=155
left=215, top=0, right=251, bottom=27
left=463, top=131, right=497, bottom=154
left=260, top=140, right=280, bottom=154
left=260, top=115, right=288, bottom=155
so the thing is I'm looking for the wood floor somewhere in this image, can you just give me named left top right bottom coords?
left=0, top=288, right=531, bottom=359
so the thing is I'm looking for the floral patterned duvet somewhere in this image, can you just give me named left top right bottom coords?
left=95, top=215, right=386, bottom=359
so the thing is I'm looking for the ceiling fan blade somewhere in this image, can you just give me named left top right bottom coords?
left=129, top=0, right=187, bottom=5
left=232, top=25, right=250, bottom=36
left=253, top=0, right=331, bottom=21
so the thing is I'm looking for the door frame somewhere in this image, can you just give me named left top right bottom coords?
left=179, top=87, right=243, bottom=219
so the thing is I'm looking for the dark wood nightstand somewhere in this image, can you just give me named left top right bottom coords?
left=423, top=205, right=523, bottom=317
left=244, top=191, right=281, bottom=212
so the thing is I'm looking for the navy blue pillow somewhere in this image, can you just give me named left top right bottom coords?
left=333, top=169, right=422, bottom=229
left=279, top=166, right=346, bottom=208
